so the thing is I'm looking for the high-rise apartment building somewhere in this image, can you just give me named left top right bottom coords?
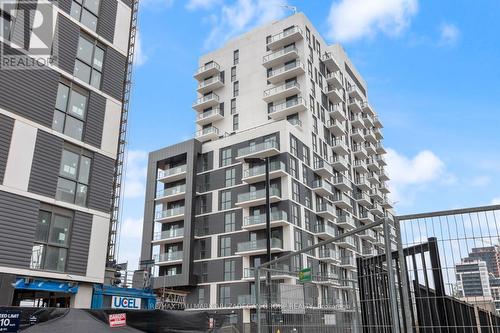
left=456, top=258, right=496, bottom=312
left=0, top=0, right=134, bottom=307
left=139, top=13, right=392, bottom=328
left=469, top=246, right=500, bottom=277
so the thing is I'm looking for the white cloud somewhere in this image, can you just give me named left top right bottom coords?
left=202, top=0, right=289, bottom=50
left=123, top=150, right=148, bottom=199
left=469, top=176, right=491, bottom=187
left=186, top=0, right=221, bottom=10
left=120, top=217, right=144, bottom=240
left=439, top=22, right=459, bottom=46
left=492, top=198, right=500, bottom=205
left=134, top=31, right=147, bottom=67
left=385, top=148, right=449, bottom=206
left=327, top=0, right=418, bottom=42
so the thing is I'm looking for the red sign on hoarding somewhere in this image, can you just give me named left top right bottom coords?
left=109, top=313, right=126, bottom=328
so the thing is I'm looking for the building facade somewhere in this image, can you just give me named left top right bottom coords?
left=0, top=0, right=133, bottom=307
left=469, top=246, right=500, bottom=278
left=456, top=258, right=496, bottom=312
left=139, top=13, right=392, bottom=328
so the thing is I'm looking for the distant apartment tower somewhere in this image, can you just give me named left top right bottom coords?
left=139, top=13, right=392, bottom=328
left=469, top=246, right=500, bottom=277
left=0, top=0, right=134, bottom=307
left=456, top=258, right=496, bottom=312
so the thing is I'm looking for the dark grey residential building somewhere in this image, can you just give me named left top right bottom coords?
left=0, top=0, right=134, bottom=307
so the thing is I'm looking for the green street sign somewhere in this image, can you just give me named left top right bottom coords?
left=298, top=268, right=312, bottom=283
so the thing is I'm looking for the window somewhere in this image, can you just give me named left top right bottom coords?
left=310, top=79, right=316, bottom=96
left=219, top=285, right=231, bottom=306
left=304, top=212, right=311, bottom=231
left=201, top=153, right=210, bottom=172
left=74, top=35, right=104, bottom=89
left=292, top=180, right=300, bottom=202
left=313, top=116, right=318, bottom=134
left=294, top=229, right=302, bottom=251
left=233, top=81, right=239, bottom=97
left=306, top=26, right=311, bottom=43
left=166, top=266, right=181, bottom=276
left=220, top=236, right=231, bottom=256
left=224, top=211, right=236, bottom=232
left=231, top=66, right=237, bottom=82
left=305, top=189, right=312, bottom=209
left=230, top=98, right=236, bottom=114
left=201, top=262, right=208, bottom=282
left=221, top=147, right=232, bottom=166
left=233, top=50, right=239, bottom=65
left=198, top=288, right=206, bottom=304
left=53, top=82, right=88, bottom=141
left=31, top=209, right=72, bottom=272
left=303, top=146, right=310, bottom=165
left=225, top=168, right=236, bottom=187
left=56, top=148, right=91, bottom=206
left=290, top=135, right=298, bottom=156
left=312, top=133, right=317, bottom=152
left=220, top=190, right=231, bottom=210
left=199, top=195, right=208, bottom=214
left=289, top=156, right=298, bottom=178
left=0, top=8, right=12, bottom=40
left=232, top=114, right=239, bottom=131
left=70, top=0, right=100, bottom=32
left=223, top=259, right=236, bottom=281
left=199, top=239, right=207, bottom=259
left=291, top=203, right=300, bottom=226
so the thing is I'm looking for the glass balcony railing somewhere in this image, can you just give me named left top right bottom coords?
left=267, top=61, right=304, bottom=78
left=315, top=224, right=337, bottom=237
left=316, top=202, right=336, bottom=215
left=155, top=251, right=183, bottom=262
left=312, top=179, right=333, bottom=193
left=197, top=107, right=222, bottom=121
left=157, top=165, right=187, bottom=179
left=319, top=249, right=340, bottom=261
left=237, top=187, right=281, bottom=203
left=268, top=97, right=305, bottom=115
left=155, top=206, right=185, bottom=220
left=195, top=61, right=220, bottom=76
left=340, top=256, right=356, bottom=266
left=262, top=45, right=298, bottom=63
left=156, top=184, right=186, bottom=198
left=193, top=92, right=219, bottom=106
left=267, top=26, right=303, bottom=45
left=195, top=126, right=222, bottom=139
left=243, top=264, right=290, bottom=278
left=243, top=211, right=288, bottom=227
left=237, top=238, right=282, bottom=252
left=198, top=75, right=223, bottom=89
left=153, top=228, right=184, bottom=241
left=237, top=140, right=279, bottom=157
left=243, top=161, right=285, bottom=178
left=263, top=81, right=300, bottom=98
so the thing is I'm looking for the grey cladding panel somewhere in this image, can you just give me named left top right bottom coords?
left=121, top=0, right=132, bottom=8
left=0, top=45, right=59, bottom=128
left=28, top=131, right=64, bottom=198
left=97, top=0, right=118, bottom=43
left=58, top=0, right=71, bottom=13
left=67, top=211, right=92, bottom=275
left=88, top=153, right=115, bottom=213
left=55, top=14, right=79, bottom=75
left=0, top=115, right=14, bottom=184
left=101, top=47, right=126, bottom=101
left=0, top=191, right=40, bottom=268
left=84, top=92, right=106, bottom=148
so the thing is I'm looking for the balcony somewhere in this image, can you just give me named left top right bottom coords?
left=359, top=229, right=377, bottom=242
left=194, top=61, right=221, bottom=80
left=312, top=179, right=334, bottom=197
left=155, top=184, right=186, bottom=203
left=316, top=201, right=336, bottom=221
left=314, top=224, right=338, bottom=240
left=319, top=249, right=340, bottom=263
left=321, top=52, right=341, bottom=72
left=326, top=71, right=342, bottom=88
left=152, top=228, right=184, bottom=244
left=373, top=116, right=383, bottom=128
left=350, top=114, right=365, bottom=129
left=332, top=139, right=349, bottom=155
left=333, top=193, right=351, bottom=210
left=370, top=202, right=384, bottom=216
left=236, top=238, right=283, bottom=255
left=236, top=140, right=280, bottom=161
left=268, top=97, right=307, bottom=120
left=288, top=117, right=303, bottom=129
left=373, top=234, right=385, bottom=247
left=242, top=211, right=288, bottom=231
left=369, top=188, right=384, bottom=202
left=381, top=196, right=393, bottom=209
left=331, top=155, right=349, bottom=172
left=195, top=126, right=223, bottom=142
left=337, top=236, right=356, bottom=250
left=326, top=86, right=344, bottom=103
left=236, top=188, right=281, bottom=208
left=348, top=85, right=364, bottom=100
left=354, top=192, right=371, bottom=207
left=375, top=142, right=387, bottom=155
left=192, top=92, right=220, bottom=111
left=326, top=119, right=346, bottom=136
left=328, top=104, right=346, bottom=121
left=313, top=158, right=334, bottom=178
left=375, top=155, right=387, bottom=166
left=353, top=160, right=368, bottom=174
left=354, top=177, right=371, bottom=191
left=367, top=158, right=381, bottom=173
left=336, top=214, right=355, bottom=230
left=362, top=114, right=374, bottom=128
left=347, top=98, right=363, bottom=113
left=374, top=128, right=384, bottom=140
left=155, top=206, right=185, bottom=223
left=364, top=129, right=377, bottom=144
left=196, top=107, right=223, bottom=126
left=350, top=128, right=364, bottom=143
left=267, top=61, right=305, bottom=84
left=352, top=144, right=368, bottom=159
left=332, top=175, right=351, bottom=192
left=362, top=101, right=375, bottom=116
left=197, top=75, right=224, bottom=94
left=379, top=168, right=389, bottom=181
left=367, top=172, right=380, bottom=185
left=242, top=161, right=286, bottom=184
left=362, top=247, right=375, bottom=257
left=359, top=211, right=374, bottom=223
left=267, top=26, right=303, bottom=50
left=158, top=165, right=187, bottom=183
left=263, top=81, right=301, bottom=103
left=155, top=251, right=183, bottom=265
left=379, top=182, right=390, bottom=194
left=262, top=45, right=299, bottom=68
left=364, top=142, right=376, bottom=156
left=243, top=264, right=291, bottom=280
left=339, top=256, right=357, bottom=269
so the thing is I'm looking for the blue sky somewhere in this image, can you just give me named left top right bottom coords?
left=116, top=0, right=500, bottom=268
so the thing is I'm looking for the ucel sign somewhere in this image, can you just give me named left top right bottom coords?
left=111, top=296, right=141, bottom=309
